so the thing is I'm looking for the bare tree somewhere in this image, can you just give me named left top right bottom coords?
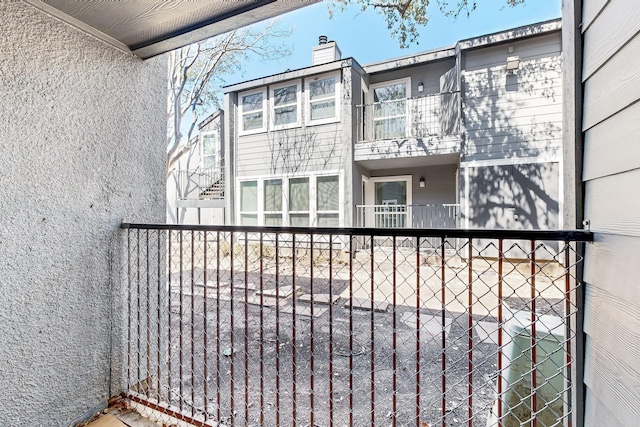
left=167, top=21, right=292, bottom=173
left=330, top=0, right=526, bottom=48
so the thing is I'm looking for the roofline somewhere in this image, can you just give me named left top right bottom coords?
left=223, top=57, right=364, bottom=93
left=363, top=18, right=561, bottom=74
left=223, top=18, right=561, bottom=91
left=455, top=17, right=561, bottom=52
left=198, top=109, right=223, bottom=130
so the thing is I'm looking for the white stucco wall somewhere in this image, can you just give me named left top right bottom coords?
left=0, top=2, right=166, bottom=425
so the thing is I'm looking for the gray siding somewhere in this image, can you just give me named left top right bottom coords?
left=579, top=0, right=640, bottom=424
left=462, top=162, right=560, bottom=230
left=236, top=122, right=346, bottom=176
left=0, top=3, right=166, bottom=425
left=462, top=32, right=563, bottom=161
left=368, top=59, right=456, bottom=97
left=369, top=164, right=458, bottom=205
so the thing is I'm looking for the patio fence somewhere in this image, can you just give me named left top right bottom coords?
left=121, top=224, right=591, bottom=427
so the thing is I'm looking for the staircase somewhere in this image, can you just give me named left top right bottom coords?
left=199, top=177, right=224, bottom=199
left=175, top=161, right=225, bottom=201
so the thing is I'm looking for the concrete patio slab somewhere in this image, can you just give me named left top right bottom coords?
left=298, top=293, right=340, bottom=305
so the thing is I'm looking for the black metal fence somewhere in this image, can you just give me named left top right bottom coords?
left=121, top=224, right=591, bottom=427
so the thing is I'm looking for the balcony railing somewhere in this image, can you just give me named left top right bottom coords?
left=356, top=204, right=459, bottom=229
left=175, top=161, right=225, bottom=200
left=356, top=92, right=460, bottom=143
left=121, top=224, right=592, bottom=427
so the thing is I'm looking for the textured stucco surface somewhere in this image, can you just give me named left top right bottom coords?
left=0, top=2, right=166, bottom=425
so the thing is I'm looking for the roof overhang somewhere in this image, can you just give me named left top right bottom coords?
left=24, top=0, right=319, bottom=59
left=363, top=18, right=561, bottom=75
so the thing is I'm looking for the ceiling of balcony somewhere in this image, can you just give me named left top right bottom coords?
left=24, top=0, right=317, bottom=59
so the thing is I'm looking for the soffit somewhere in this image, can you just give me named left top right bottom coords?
left=24, top=0, right=318, bottom=59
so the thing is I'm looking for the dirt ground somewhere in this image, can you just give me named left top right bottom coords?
left=130, top=242, right=571, bottom=426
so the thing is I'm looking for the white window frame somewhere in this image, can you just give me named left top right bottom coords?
left=270, top=80, right=302, bottom=130
left=367, top=77, right=411, bottom=141
left=199, top=130, right=220, bottom=170
left=363, top=175, right=413, bottom=228
left=305, top=71, right=341, bottom=126
left=235, top=171, right=343, bottom=227
left=316, top=175, right=341, bottom=227
left=238, top=87, right=267, bottom=136
left=238, top=180, right=260, bottom=225
left=263, top=178, right=284, bottom=226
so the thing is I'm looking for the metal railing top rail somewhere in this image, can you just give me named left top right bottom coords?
left=354, top=90, right=461, bottom=108
left=355, top=203, right=461, bottom=207
left=175, top=159, right=224, bottom=175
left=121, top=223, right=593, bottom=242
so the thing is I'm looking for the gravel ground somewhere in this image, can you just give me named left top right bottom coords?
left=130, top=244, right=571, bottom=427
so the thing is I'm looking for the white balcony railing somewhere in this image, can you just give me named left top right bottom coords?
left=175, top=160, right=225, bottom=201
left=356, top=92, right=460, bottom=143
left=355, top=204, right=460, bottom=229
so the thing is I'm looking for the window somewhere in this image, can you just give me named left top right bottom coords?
left=370, top=78, right=410, bottom=140
left=239, top=88, right=266, bottom=135
left=200, top=132, right=219, bottom=169
left=306, top=72, right=340, bottom=125
left=239, top=181, right=258, bottom=225
left=317, top=175, right=339, bottom=227
left=236, top=174, right=341, bottom=227
left=289, top=177, right=310, bottom=226
left=264, top=179, right=283, bottom=226
left=271, top=81, right=301, bottom=130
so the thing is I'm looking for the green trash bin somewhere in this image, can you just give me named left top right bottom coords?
left=497, top=307, right=567, bottom=427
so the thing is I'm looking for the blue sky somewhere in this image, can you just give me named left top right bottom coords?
left=225, top=0, right=561, bottom=86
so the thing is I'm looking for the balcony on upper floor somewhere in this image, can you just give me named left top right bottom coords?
left=355, top=91, right=462, bottom=163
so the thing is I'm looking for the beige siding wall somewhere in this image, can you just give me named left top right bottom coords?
left=580, top=0, right=640, bottom=425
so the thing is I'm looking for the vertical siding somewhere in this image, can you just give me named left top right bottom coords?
left=581, top=0, right=640, bottom=424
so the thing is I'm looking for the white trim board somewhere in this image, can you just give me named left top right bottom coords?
left=460, top=156, right=562, bottom=168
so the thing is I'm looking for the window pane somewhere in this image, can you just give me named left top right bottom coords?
left=274, top=85, right=297, bottom=106
left=374, top=181, right=407, bottom=205
left=202, top=155, right=216, bottom=169
left=317, top=175, right=339, bottom=211
left=318, top=213, right=339, bottom=227
left=202, top=134, right=217, bottom=155
left=373, top=99, right=406, bottom=118
left=240, top=181, right=258, bottom=211
left=242, top=93, right=263, bottom=112
left=289, top=177, right=309, bottom=211
left=243, top=112, right=263, bottom=131
left=264, top=179, right=282, bottom=211
left=264, top=214, right=282, bottom=226
left=374, top=117, right=406, bottom=140
left=290, top=213, right=309, bottom=227
left=373, top=83, right=406, bottom=102
left=310, top=100, right=335, bottom=120
left=309, top=77, right=336, bottom=100
left=241, top=214, right=258, bottom=226
left=274, top=106, right=297, bottom=125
